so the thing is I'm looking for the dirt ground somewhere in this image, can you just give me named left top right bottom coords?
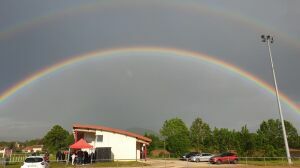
left=144, top=159, right=300, bottom=168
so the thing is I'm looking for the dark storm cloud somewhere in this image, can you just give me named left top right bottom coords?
left=0, top=0, right=299, bottom=140
left=2, top=54, right=298, bottom=140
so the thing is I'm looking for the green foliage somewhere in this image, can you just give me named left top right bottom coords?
left=157, top=117, right=300, bottom=157
left=43, top=125, right=72, bottom=153
left=189, top=118, right=211, bottom=152
left=284, top=120, right=299, bottom=148
left=8, top=142, right=15, bottom=150
left=24, top=139, right=43, bottom=146
left=144, top=133, right=164, bottom=154
left=211, top=127, right=239, bottom=153
left=160, top=118, right=190, bottom=156
left=256, top=119, right=299, bottom=156
left=65, top=133, right=75, bottom=146
left=237, top=125, right=255, bottom=156
left=257, top=119, right=283, bottom=149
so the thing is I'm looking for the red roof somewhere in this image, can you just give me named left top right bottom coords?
left=70, top=138, right=93, bottom=149
left=73, top=124, right=152, bottom=143
left=23, top=146, right=33, bottom=151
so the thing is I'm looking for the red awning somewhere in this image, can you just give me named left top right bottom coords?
left=69, top=138, right=93, bottom=149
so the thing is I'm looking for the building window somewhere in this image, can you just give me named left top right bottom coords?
left=96, top=135, right=103, bottom=142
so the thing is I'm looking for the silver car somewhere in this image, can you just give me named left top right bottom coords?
left=189, top=153, right=213, bottom=162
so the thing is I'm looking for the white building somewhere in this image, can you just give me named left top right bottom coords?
left=73, top=124, right=151, bottom=161
left=0, top=148, right=12, bottom=157
left=0, top=147, right=5, bottom=156
left=22, top=145, right=43, bottom=153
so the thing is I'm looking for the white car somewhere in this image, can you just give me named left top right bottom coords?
left=21, top=156, right=49, bottom=168
left=189, top=153, right=213, bottom=162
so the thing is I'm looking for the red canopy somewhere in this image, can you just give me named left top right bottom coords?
left=69, top=138, right=93, bottom=149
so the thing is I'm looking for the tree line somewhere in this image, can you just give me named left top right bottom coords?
left=145, top=117, right=300, bottom=157
left=3, top=119, right=299, bottom=157
left=1, top=125, right=74, bottom=154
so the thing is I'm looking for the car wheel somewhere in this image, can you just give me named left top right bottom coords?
left=232, top=159, right=238, bottom=164
left=196, top=159, right=200, bottom=162
left=216, top=160, right=221, bottom=164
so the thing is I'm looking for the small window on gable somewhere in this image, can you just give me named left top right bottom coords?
left=97, top=135, right=103, bottom=142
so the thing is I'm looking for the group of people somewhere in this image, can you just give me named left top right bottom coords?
left=55, top=151, right=66, bottom=162
left=71, top=150, right=91, bottom=165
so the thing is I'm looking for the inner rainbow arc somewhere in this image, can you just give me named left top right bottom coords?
left=0, top=47, right=299, bottom=114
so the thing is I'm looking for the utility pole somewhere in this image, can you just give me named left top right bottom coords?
left=261, top=35, right=292, bottom=165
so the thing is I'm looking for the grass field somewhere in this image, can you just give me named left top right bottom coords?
left=1, top=161, right=148, bottom=168
left=2, top=158, right=300, bottom=168
left=238, top=157, right=300, bottom=167
left=239, top=160, right=300, bottom=167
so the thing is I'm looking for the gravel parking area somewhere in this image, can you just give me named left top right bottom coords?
left=146, top=159, right=241, bottom=168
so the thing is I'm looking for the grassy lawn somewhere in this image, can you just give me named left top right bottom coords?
left=90, top=161, right=148, bottom=167
left=239, top=158, right=300, bottom=167
left=1, top=161, right=148, bottom=168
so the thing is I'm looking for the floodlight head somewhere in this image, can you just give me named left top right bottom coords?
left=261, top=35, right=266, bottom=42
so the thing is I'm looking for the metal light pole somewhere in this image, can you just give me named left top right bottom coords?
left=261, top=35, right=292, bottom=165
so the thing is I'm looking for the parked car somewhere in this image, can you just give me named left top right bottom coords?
left=180, top=152, right=199, bottom=160
left=21, top=156, right=49, bottom=168
left=209, top=152, right=238, bottom=164
left=189, top=153, right=213, bottom=162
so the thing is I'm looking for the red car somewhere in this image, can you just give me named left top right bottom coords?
left=209, top=152, right=238, bottom=164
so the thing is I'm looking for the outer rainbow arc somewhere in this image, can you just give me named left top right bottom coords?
left=0, top=47, right=299, bottom=114
left=1, top=1, right=299, bottom=49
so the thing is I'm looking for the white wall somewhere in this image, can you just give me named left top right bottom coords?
left=94, top=130, right=137, bottom=160
left=32, top=148, right=42, bottom=153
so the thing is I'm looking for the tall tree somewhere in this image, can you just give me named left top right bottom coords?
left=189, top=117, right=211, bottom=152
left=256, top=119, right=299, bottom=156
left=66, top=133, right=75, bottom=147
left=43, top=125, right=71, bottom=153
left=160, top=118, right=190, bottom=156
left=238, top=125, right=255, bottom=155
left=257, top=119, right=282, bottom=149
left=212, top=128, right=238, bottom=153
left=284, top=120, right=299, bottom=148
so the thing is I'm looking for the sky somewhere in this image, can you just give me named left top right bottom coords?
left=0, top=0, right=300, bottom=141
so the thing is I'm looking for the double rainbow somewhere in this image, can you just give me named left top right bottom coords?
left=0, top=47, right=299, bottom=115
left=1, top=1, right=299, bottom=49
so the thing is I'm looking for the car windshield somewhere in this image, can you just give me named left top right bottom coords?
left=25, top=158, right=43, bottom=163
left=188, top=153, right=197, bottom=156
left=215, top=153, right=225, bottom=157
left=220, top=152, right=235, bottom=157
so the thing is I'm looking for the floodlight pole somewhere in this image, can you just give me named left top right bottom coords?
left=261, top=35, right=292, bottom=165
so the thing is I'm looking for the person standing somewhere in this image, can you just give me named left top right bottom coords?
left=77, top=150, right=83, bottom=164
left=56, top=151, right=61, bottom=162
left=71, top=153, right=76, bottom=165
left=44, top=152, right=49, bottom=162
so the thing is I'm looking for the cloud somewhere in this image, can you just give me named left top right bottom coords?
left=1, top=54, right=299, bottom=140
left=0, top=0, right=300, bottom=140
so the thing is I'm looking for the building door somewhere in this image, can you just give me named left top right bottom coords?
left=95, top=147, right=111, bottom=162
